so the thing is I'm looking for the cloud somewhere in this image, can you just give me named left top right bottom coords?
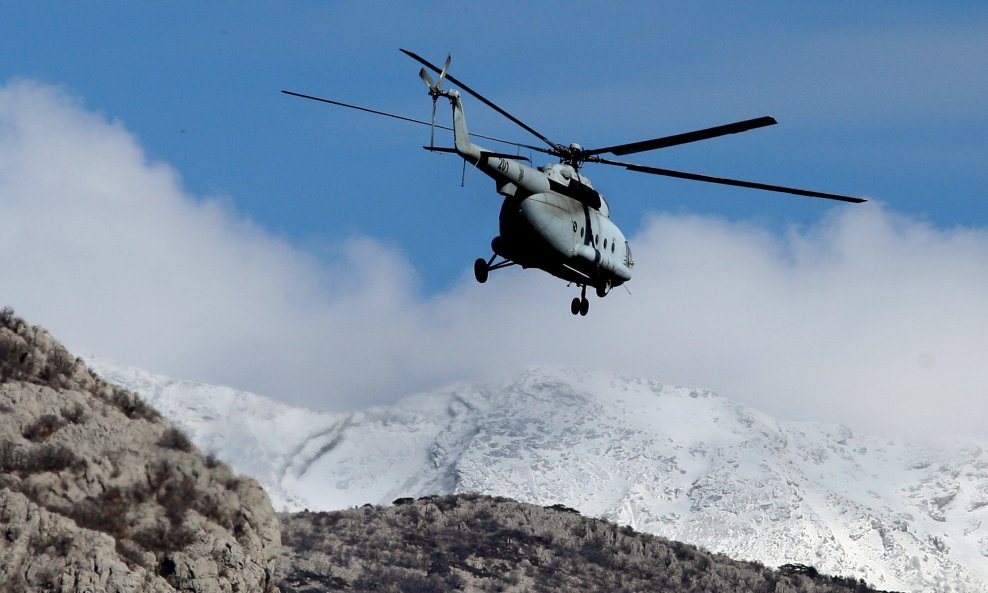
left=2, top=80, right=987, bottom=440
left=608, top=209, right=988, bottom=439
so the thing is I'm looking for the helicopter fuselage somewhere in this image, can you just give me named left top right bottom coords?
left=494, top=175, right=633, bottom=291
left=446, top=90, right=633, bottom=295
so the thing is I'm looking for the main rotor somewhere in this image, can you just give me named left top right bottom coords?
left=399, top=49, right=865, bottom=204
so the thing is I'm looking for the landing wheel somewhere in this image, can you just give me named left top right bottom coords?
left=571, top=285, right=591, bottom=316
left=474, top=258, right=489, bottom=284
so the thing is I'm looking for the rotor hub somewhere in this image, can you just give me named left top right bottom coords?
left=559, top=143, right=588, bottom=169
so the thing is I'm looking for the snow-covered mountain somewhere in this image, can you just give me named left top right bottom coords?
left=87, top=360, right=988, bottom=593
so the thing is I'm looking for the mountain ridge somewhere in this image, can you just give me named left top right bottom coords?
left=279, top=493, right=903, bottom=593
left=88, top=358, right=988, bottom=593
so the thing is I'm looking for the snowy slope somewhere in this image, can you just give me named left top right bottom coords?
left=88, top=360, right=988, bottom=593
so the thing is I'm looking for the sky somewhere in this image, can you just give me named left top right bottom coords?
left=1, top=2, right=987, bottom=440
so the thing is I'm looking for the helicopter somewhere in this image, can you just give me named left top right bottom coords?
left=283, top=49, right=865, bottom=316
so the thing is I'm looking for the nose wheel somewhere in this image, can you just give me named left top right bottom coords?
left=570, top=285, right=590, bottom=316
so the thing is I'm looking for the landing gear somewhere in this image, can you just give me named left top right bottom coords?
left=474, top=249, right=515, bottom=284
left=596, top=280, right=611, bottom=298
left=474, top=258, right=489, bottom=284
left=570, top=286, right=590, bottom=316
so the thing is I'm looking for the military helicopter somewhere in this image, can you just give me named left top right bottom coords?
left=283, top=49, right=865, bottom=316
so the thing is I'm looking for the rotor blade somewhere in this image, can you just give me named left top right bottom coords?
left=281, top=90, right=552, bottom=153
left=419, top=68, right=435, bottom=90
left=283, top=90, right=440, bottom=127
left=584, top=116, right=778, bottom=157
left=424, top=146, right=532, bottom=162
left=437, top=54, right=451, bottom=90
left=400, top=49, right=561, bottom=152
left=595, top=157, right=866, bottom=203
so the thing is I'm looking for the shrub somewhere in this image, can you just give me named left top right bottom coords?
left=157, top=475, right=198, bottom=525
left=196, top=492, right=235, bottom=531
left=0, top=441, right=18, bottom=472
left=29, top=531, right=73, bottom=556
left=0, top=306, right=15, bottom=328
left=61, top=402, right=86, bottom=424
left=109, top=389, right=160, bottom=421
left=116, top=538, right=152, bottom=569
left=0, top=334, right=29, bottom=382
left=69, top=487, right=130, bottom=540
left=22, top=414, right=67, bottom=442
left=157, top=427, right=193, bottom=452
left=29, top=443, right=82, bottom=472
left=132, top=522, right=196, bottom=553
left=40, top=348, right=77, bottom=387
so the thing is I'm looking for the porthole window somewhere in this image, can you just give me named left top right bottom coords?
left=603, top=238, right=608, bottom=249
left=580, top=227, right=585, bottom=238
left=611, top=241, right=615, bottom=253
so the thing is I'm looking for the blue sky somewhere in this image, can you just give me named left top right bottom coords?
left=2, top=2, right=987, bottom=438
left=4, top=2, right=986, bottom=289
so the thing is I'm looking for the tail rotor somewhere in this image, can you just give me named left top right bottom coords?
left=418, top=54, right=451, bottom=149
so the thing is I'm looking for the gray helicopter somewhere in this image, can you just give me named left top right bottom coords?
left=284, top=50, right=865, bottom=316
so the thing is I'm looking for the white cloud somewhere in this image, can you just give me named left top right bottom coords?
left=2, top=80, right=986, bottom=440
left=609, top=209, right=988, bottom=439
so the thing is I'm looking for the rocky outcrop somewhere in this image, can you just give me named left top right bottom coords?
left=277, top=494, right=899, bottom=593
left=0, top=308, right=280, bottom=592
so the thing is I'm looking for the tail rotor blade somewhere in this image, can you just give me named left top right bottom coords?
left=437, top=53, right=451, bottom=90
left=419, top=68, right=436, bottom=90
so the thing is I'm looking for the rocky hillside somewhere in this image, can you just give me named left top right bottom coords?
left=0, top=307, right=280, bottom=593
left=278, top=493, right=899, bottom=593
